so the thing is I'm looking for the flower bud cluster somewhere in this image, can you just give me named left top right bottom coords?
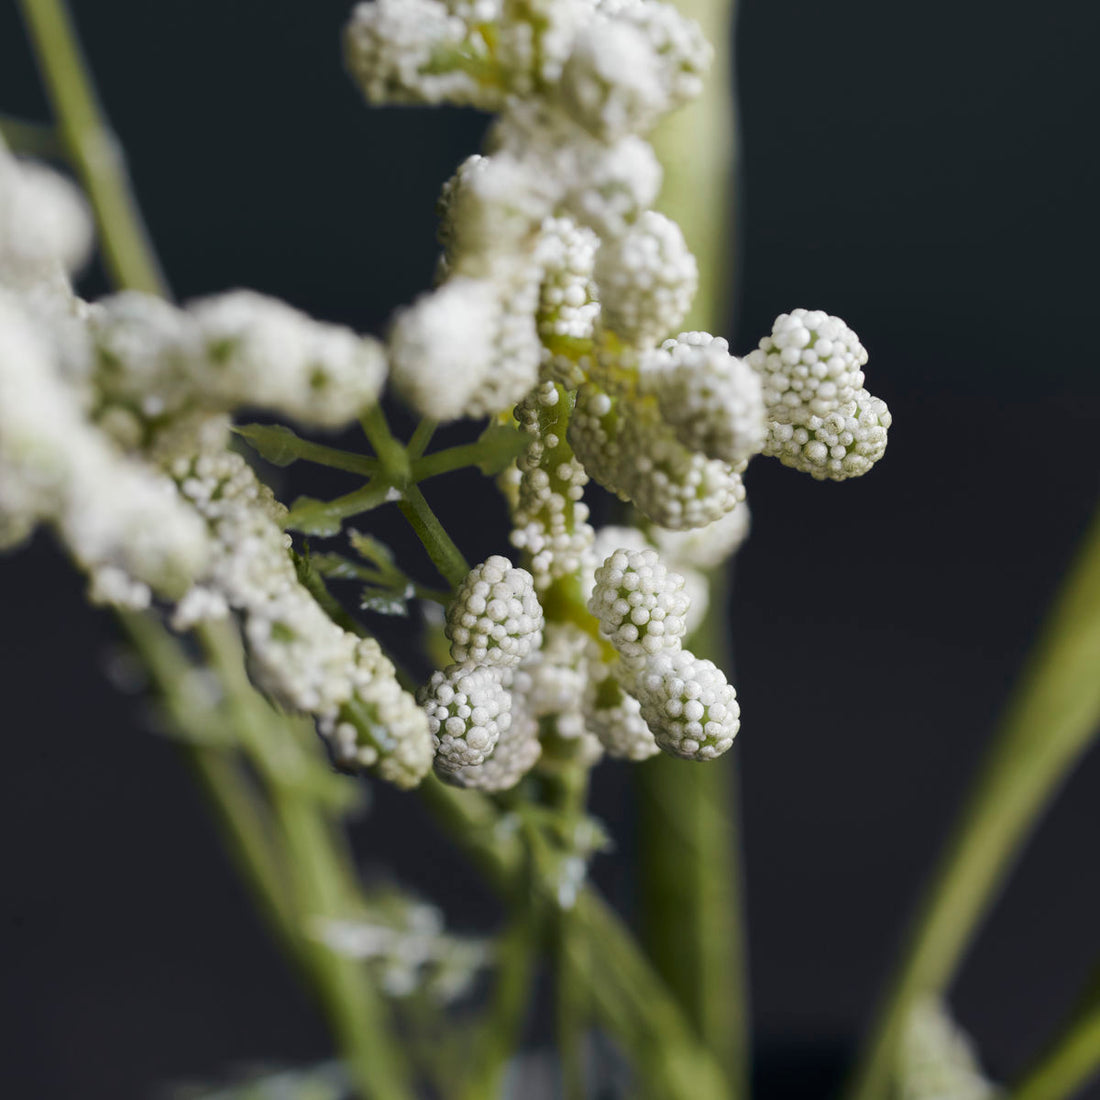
left=427, top=557, right=546, bottom=789
left=586, top=546, right=739, bottom=760
left=166, top=445, right=432, bottom=787
left=747, top=309, right=892, bottom=480
left=88, top=289, right=386, bottom=429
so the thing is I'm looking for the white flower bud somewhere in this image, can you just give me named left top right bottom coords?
left=587, top=546, right=689, bottom=665
left=634, top=648, right=739, bottom=760
left=650, top=504, right=751, bottom=570
left=765, top=389, right=891, bottom=481
left=585, top=674, right=658, bottom=759
left=420, top=663, right=512, bottom=772
left=445, top=696, right=542, bottom=791
left=595, top=212, right=697, bottom=346
left=446, top=555, right=544, bottom=666
left=643, top=331, right=766, bottom=464
left=563, top=135, right=662, bottom=240
left=747, top=308, right=867, bottom=423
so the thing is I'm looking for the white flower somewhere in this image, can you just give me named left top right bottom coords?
left=388, top=277, right=499, bottom=420
left=509, top=381, right=594, bottom=589
left=585, top=673, right=658, bottom=759
left=535, top=217, right=600, bottom=386
left=747, top=308, right=867, bottom=423
left=587, top=545, right=689, bottom=665
left=633, top=648, right=739, bottom=759
left=562, top=134, right=662, bottom=240
left=649, top=503, right=751, bottom=570
left=420, top=663, right=512, bottom=771
left=444, top=694, right=542, bottom=791
left=0, top=141, right=94, bottom=287
left=643, top=331, right=766, bottom=465
left=595, top=212, right=697, bottom=346
left=570, top=381, right=746, bottom=529
left=765, top=389, right=891, bottom=480
left=446, top=555, right=544, bottom=666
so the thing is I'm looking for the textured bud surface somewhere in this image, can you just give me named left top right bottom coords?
left=420, top=663, right=512, bottom=772
left=446, top=555, right=544, bottom=666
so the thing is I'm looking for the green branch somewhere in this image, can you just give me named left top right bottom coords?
left=847, top=506, right=1100, bottom=1100
left=18, top=0, right=168, bottom=296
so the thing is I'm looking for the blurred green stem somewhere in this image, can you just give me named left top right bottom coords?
left=18, top=0, right=168, bottom=296
left=645, top=0, right=749, bottom=1090
left=847, top=506, right=1100, bottom=1100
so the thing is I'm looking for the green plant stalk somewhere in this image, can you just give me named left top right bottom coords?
left=418, top=776, right=731, bottom=1098
left=18, top=0, right=168, bottom=297
left=644, top=0, right=748, bottom=1087
left=847, top=506, right=1100, bottom=1100
left=1009, top=974, right=1100, bottom=1100
left=0, top=113, right=64, bottom=157
left=200, top=621, right=416, bottom=1100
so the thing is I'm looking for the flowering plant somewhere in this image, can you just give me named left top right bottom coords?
left=3, top=1, right=1098, bottom=1098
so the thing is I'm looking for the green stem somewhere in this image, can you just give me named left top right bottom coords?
left=418, top=776, right=731, bottom=1099
left=18, top=0, right=168, bottom=296
left=1009, top=977, right=1100, bottom=1100
left=398, top=483, right=470, bottom=591
left=406, top=418, right=437, bottom=460
left=360, top=404, right=411, bottom=483
left=411, top=440, right=493, bottom=481
left=645, top=0, right=748, bottom=1083
left=199, top=620, right=415, bottom=1100
left=847, top=507, right=1100, bottom=1100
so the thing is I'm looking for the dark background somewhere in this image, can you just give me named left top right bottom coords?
left=2, top=0, right=1099, bottom=1096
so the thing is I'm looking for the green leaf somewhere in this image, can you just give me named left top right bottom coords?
left=474, top=423, right=530, bottom=475
left=234, top=423, right=309, bottom=467
left=348, top=529, right=398, bottom=573
left=360, top=589, right=411, bottom=618
left=284, top=496, right=345, bottom=537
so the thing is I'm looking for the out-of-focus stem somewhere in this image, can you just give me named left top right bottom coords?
left=644, top=0, right=748, bottom=1091
left=846, top=507, right=1100, bottom=1100
left=18, top=0, right=168, bottom=296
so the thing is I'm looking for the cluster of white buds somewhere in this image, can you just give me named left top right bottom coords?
left=747, top=308, right=891, bottom=480
left=586, top=546, right=739, bottom=760
left=88, top=289, right=387, bottom=430
left=168, top=445, right=432, bottom=788
left=426, top=557, right=547, bottom=789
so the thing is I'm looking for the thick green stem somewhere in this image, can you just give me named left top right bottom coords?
left=18, top=0, right=168, bottom=296
left=644, top=0, right=749, bottom=1087
left=847, top=507, right=1100, bottom=1100
left=397, top=483, right=470, bottom=591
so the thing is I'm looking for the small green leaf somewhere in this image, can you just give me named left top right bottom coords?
left=474, top=423, right=530, bottom=475
left=234, top=423, right=308, bottom=467
left=360, top=589, right=410, bottom=618
left=284, top=496, right=344, bottom=537
left=348, top=529, right=397, bottom=572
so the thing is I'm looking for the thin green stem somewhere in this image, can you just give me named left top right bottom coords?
left=847, top=506, right=1100, bottom=1100
left=398, top=483, right=470, bottom=591
left=360, top=404, right=411, bottom=483
left=406, top=418, right=437, bottom=460
left=411, top=440, right=493, bottom=481
left=18, top=0, right=168, bottom=296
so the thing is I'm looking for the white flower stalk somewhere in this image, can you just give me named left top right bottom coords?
left=633, top=647, right=739, bottom=760
left=420, top=662, right=512, bottom=772
left=444, top=691, right=543, bottom=791
left=445, top=555, right=544, bottom=666
left=585, top=672, right=658, bottom=759
left=765, top=389, right=892, bottom=481
left=0, top=138, right=94, bottom=289
left=587, top=546, right=689, bottom=666
left=0, top=293, right=206, bottom=602
left=570, top=381, right=747, bottom=529
left=510, top=382, right=594, bottom=589
left=643, top=331, right=766, bottom=465
left=168, top=446, right=432, bottom=788
left=747, top=308, right=867, bottom=423
left=594, top=211, right=696, bottom=346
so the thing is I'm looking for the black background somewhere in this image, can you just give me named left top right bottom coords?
left=1, top=0, right=1099, bottom=1096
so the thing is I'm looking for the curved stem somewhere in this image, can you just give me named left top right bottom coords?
left=1009, top=981, right=1100, bottom=1100
left=18, top=0, right=168, bottom=296
left=846, top=506, right=1100, bottom=1100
